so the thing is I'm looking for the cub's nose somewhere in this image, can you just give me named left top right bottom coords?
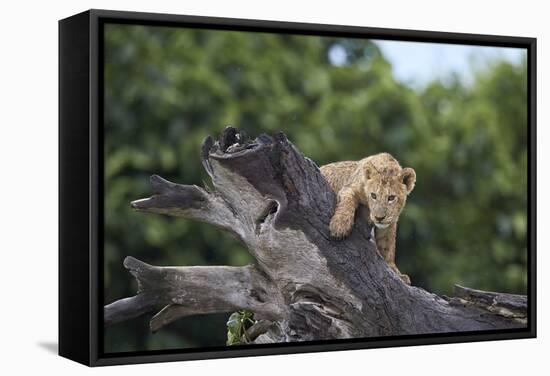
left=375, top=215, right=386, bottom=222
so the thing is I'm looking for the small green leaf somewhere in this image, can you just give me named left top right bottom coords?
left=226, top=310, right=256, bottom=346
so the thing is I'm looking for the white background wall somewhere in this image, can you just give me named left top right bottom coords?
left=0, top=0, right=546, bottom=374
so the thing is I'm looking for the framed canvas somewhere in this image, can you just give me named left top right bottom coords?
left=59, top=9, right=536, bottom=366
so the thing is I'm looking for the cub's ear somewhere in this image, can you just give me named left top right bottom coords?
left=400, top=167, right=416, bottom=194
left=364, top=163, right=375, bottom=180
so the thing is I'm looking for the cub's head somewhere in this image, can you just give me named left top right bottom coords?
left=363, top=164, right=416, bottom=229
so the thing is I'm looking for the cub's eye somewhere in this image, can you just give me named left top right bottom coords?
left=371, top=193, right=377, bottom=200
left=388, top=195, right=396, bottom=202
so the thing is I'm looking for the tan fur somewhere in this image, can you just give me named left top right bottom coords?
left=320, top=153, right=416, bottom=284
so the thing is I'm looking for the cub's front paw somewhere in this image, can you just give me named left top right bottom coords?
left=329, top=214, right=354, bottom=240
left=399, top=273, right=411, bottom=285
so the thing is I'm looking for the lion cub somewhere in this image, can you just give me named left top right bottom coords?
left=320, top=153, right=416, bottom=284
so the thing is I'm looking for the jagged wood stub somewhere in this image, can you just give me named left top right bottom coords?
left=104, top=127, right=527, bottom=343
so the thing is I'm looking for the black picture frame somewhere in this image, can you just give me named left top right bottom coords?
left=59, top=9, right=537, bottom=367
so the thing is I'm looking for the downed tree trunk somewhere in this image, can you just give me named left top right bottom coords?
left=104, top=127, right=527, bottom=342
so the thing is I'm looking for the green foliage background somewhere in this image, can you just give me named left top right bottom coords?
left=103, top=24, right=528, bottom=353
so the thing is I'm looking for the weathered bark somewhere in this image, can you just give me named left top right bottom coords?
left=104, top=127, right=527, bottom=342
